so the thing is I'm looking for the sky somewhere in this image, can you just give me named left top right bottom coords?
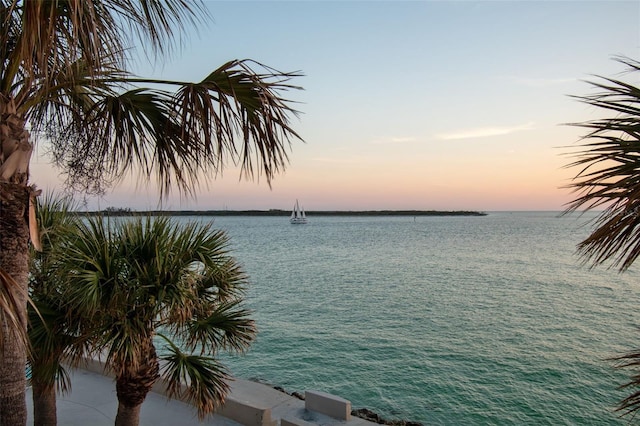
left=30, top=1, right=640, bottom=211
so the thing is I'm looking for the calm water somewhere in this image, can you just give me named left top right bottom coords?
left=186, top=212, right=640, bottom=424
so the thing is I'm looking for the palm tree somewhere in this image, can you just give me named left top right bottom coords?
left=565, top=56, right=640, bottom=417
left=28, top=193, right=90, bottom=426
left=0, top=2, right=302, bottom=424
left=58, top=216, right=255, bottom=426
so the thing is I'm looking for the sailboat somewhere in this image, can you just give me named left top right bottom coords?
left=290, top=199, right=308, bottom=224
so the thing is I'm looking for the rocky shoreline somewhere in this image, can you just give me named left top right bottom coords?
left=272, top=384, right=424, bottom=426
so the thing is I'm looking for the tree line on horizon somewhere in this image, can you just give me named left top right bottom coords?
left=89, top=208, right=488, bottom=217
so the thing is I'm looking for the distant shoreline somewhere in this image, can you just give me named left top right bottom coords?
left=87, top=209, right=487, bottom=217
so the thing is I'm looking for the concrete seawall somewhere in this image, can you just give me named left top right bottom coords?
left=27, top=358, right=377, bottom=425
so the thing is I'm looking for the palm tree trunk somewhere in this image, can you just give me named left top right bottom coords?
left=115, top=404, right=142, bottom=426
left=31, top=382, right=57, bottom=426
left=114, top=339, right=160, bottom=426
left=0, top=182, right=30, bottom=426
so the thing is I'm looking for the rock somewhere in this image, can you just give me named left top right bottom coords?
left=352, top=408, right=381, bottom=422
left=291, top=391, right=305, bottom=400
left=270, top=384, right=305, bottom=400
left=351, top=407, right=423, bottom=426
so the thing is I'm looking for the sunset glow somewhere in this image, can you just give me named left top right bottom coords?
left=29, top=1, right=640, bottom=212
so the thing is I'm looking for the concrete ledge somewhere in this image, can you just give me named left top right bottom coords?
left=154, top=377, right=277, bottom=426
left=80, top=356, right=114, bottom=378
left=281, top=417, right=315, bottom=426
left=217, top=398, right=276, bottom=426
left=79, top=357, right=278, bottom=426
left=305, top=390, right=351, bottom=420
left=151, top=379, right=185, bottom=401
left=75, top=357, right=376, bottom=426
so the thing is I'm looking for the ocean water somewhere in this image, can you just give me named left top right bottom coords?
left=189, top=211, right=640, bottom=424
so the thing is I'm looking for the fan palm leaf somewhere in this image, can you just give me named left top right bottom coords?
left=27, top=193, right=98, bottom=425
left=182, top=300, right=256, bottom=355
left=159, top=335, right=230, bottom=419
left=565, top=56, right=640, bottom=271
left=610, top=348, right=640, bottom=418
left=57, top=215, right=255, bottom=424
left=44, top=59, right=302, bottom=196
left=27, top=300, right=73, bottom=394
left=566, top=56, right=640, bottom=419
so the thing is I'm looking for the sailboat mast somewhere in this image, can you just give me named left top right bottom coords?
left=290, top=199, right=307, bottom=224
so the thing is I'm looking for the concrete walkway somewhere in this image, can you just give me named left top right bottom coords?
left=26, top=368, right=240, bottom=426
left=26, top=367, right=378, bottom=426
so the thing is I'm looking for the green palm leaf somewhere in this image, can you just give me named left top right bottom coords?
left=28, top=193, right=90, bottom=394
left=27, top=300, right=74, bottom=393
left=183, top=300, right=255, bottom=355
left=609, top=346, right=640, bottom=419
left=565, top=56, right=640, bottom=271
left=159, top=334, right=230, bottom=419
left=57, top=214, right=256, bottom=418
left=566, top=56, right=640, bottom=419
left=44, top=58, right=303, bottom=196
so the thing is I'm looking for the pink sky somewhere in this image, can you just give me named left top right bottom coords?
left=28, top=1, right=640, bottom=212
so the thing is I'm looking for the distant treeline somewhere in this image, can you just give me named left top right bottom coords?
left=83, top=208, right=487, bottom=217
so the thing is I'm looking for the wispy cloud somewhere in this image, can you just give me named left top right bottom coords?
left=436, top=122, right=535, bottom=141
left=370, top=136, right=417, bottom=145
left=390, top=136, right=416, bottom=143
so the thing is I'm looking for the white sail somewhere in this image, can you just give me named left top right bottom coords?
left=290, top=199, right=308, bottom=224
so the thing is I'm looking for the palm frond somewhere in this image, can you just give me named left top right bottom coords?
left=182, top=300, right=255, bottom=355
left=27, top=297, right=90, bottom=394
left=109, top=0, right=209, bottom=57
left=28, top=193, right=95, bottom=396
left=102, top=320, right=154, bottom=376
left=7, top=1, right=123, bottom=100
left=200, top=258, right=249, bottom=302
left=564, top=56, right=640, bottom=271
left=56, top=214, right=255, bottom=412
left=194, top=59, right=303, bottom=185
left=158, top=334, right=230, bottom=419
left=27, top=52, right=129, bottom=130
left=565, top=57, right=640, bottom=419
left=610, top=348, right=640, bottom=418
left=171, top=223, right=248, bottom=301
left=4, top=0, right=208, bottom=99
left=42, top=58, right=303, bottom=196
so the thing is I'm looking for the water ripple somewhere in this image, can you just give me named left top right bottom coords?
left=203, top=212, right=639, bottom=424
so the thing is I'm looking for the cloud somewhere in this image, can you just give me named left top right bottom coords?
left=370, top=136, right=417, bottom=145
left=436, top=122, right=535, bottom=141
left=390, top=136, right=416, bottom=143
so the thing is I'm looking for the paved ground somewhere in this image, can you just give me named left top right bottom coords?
left=26, top=368, right=241, bottom=425
left=26, top=367, right=377, bottom=426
